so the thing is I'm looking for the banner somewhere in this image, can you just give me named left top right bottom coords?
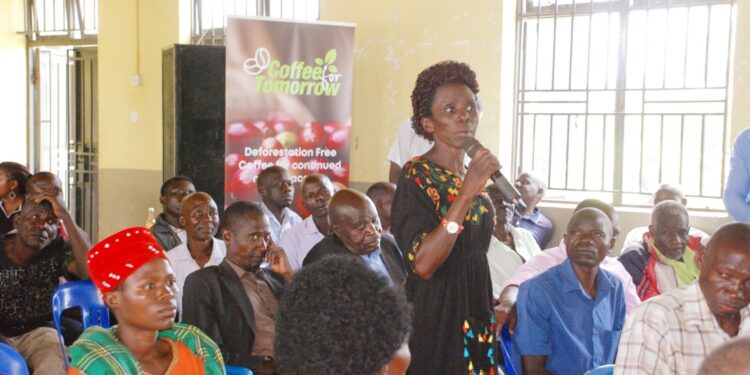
left=224, top=17, right=355, bottom=215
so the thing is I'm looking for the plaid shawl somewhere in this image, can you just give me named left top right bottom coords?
left=68, top=323, right=225, bottom=374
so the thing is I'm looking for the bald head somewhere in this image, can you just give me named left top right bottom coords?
left=329, top=189, right=382, bottom=255
left=179, top=192, right=220, bottom=241
left=649, top=200, right=690, bottom=260
left=699, top=337, right=750, bottom=375
left=653, top=183, right=687, bottom=206
left=514, top=171, right=546, bottom=210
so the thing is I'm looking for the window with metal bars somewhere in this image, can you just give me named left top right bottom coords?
left=191, top=0, right=320, bottom=45
left=513, top=0, right=736, bottom=210
left=26, top=0, right=98, bottom=43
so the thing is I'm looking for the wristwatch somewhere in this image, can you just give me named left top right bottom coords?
left=441, top=218, right=464, bottom=234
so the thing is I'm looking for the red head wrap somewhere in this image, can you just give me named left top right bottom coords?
left=87, top=226, right=169, bottom=293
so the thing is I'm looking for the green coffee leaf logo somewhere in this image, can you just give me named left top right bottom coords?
left=248, top=48, right=343, bottom=96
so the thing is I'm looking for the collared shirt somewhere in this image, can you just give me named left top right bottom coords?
left=615, top=282, right=750, bottom=374
left=359, top=248, right=391, bottom=284
left=226, top=260, right=277, bottom=357
left=487, top=225, right=542, bottom=299
left=502, top=240, right=641, bottom=313
left=0, top=201, right=22, bottom=237
left=511, top=207, right=554, bottom=248
left=259, top=201, right=302, bottom=244
left=167, top=239, right=226, bottom=314
left=278, top=216, right=325, bottom=271
left=514, top=259, right=626, bottom=375
left=169, top=224, right=188, bottom=245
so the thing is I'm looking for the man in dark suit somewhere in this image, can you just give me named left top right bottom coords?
left=182, top=201, right=292, bottom=374
left=303, top=188, right=406, bottom=287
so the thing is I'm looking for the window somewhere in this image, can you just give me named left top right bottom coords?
left=192, top=0, right=320, bottom=45
left=27, top=0, right=99, bottom=42
left=513, top=0, right=736, bottom=210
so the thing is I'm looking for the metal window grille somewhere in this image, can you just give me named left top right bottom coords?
left=191, top=0, right=320, bottom=45
left=26, top=0, right=98, bottom=44
left=513, top=0, right=736, bottom=210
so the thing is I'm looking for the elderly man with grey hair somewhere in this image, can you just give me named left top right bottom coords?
left=511, top=171, right=554, bottom=248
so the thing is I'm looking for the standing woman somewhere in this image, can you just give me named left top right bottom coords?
left=0, top=162, right=30, bottom=237
left=391, top=61, right=501, bottom=374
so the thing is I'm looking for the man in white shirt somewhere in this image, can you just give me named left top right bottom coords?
left=257, top=166, right=302, bottom=243
left=279, top=174, right=334, bottom=271
left=166, top=192, right=226, bottom=313
left=616, top=222, right=750, bottom=374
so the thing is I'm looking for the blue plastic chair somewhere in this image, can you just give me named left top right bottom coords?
left=51, top=280, right=110, bottom=367
left=584, top=364, right=615, bottom=375
left=225, top=365, right=254, bottom=375
left=0, top=343, right=30, bottom=375
left=500, top=324, right=517, bottom=375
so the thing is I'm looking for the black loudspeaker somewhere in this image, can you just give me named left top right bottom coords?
left=162, top=44, right=226, bottom=210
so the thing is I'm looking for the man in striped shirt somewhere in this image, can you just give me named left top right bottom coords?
left=615, top=222, right=750, bottom=374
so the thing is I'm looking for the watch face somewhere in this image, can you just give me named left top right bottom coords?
left=446, top=221, right=459, bottom=234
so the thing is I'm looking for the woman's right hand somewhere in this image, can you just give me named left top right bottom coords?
left=462, top=148, right=501, bottom=197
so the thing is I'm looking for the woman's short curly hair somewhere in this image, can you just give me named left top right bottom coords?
left=275, top=255, right=412, bottom=375
left=410, top=60, right=479, bottom=141
left=0, top=162, right=31, bottom=197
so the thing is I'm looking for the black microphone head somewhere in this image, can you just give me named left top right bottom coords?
left=462, top=138, right=483, bottom=158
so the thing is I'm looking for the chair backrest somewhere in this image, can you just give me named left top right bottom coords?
left=225, top=365, right=254, bottom=375
left=500, top=324, right=517, bottom=375
left=0, top=343, right=30, bottom=375
left=51, top=280, right=110, bottom=368
left=584, top=364, right=615, bottom=375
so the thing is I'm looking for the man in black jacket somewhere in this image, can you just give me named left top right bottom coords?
left=182, top=201, right=292, bottom=374
left=150, top=176, right=195, bottom=251
left=303, top=188, right=406, bottom=287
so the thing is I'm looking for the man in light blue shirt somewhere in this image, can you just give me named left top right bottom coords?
left=724, top=128, right=750, bottom=222
left=513, top=208, right=626, bottom=375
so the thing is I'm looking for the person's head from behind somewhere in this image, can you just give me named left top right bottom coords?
left=301, top=174, right=334, bottom=220
left=275, top=255, right=412, bottom=375
left=696, top=222, right=750, bottom=323
left=564, top=208, right=615, bottom=269
left=366, top=182, right=397, bottom=232
left=179, top=192, right=219, bottom=242
left=411, top=60, right=479, bottom=142
left=0, top=161, right=30, bottom=200
left=486, top=184, right=514, bottom=228
left=514, top=172, right=546, bottom=210
left=159, top=176, right=196, bottom=221
left=25, top=171, right=62, bottom=201
left=649, top=200, right=690, bottom=260
left=12, top=199, right=59, bottom=251
left=221, top=201, right=271, bottom=272
left=257, top=166, right=294, bottom=210
left=574, top=199, right=621, bottom=239
left=88, top=227, right=178, bottom=330
left=329, top=189, right=382, bottom=255
left=698, top=336, right=750, bottom=375
left=653, top=183, right=687, bottom=206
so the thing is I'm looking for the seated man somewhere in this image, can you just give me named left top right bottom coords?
left=275, top=255, right=412, bottom=374
left=365, top=182, right=397, bottom=234
left=68, top=227, right=224, bottom=374
left=514, top=208, right=626, bottom=375
left=0, top=191, right=91, bottom=374
left=150, top=176, right=196, bottom=251
left=512, top=171, right=554, bottom=248
left=279, top=174, right=334, bottom=271
left=615, top=222, right=750, bottom=374
left=303, top=189, right=406, bottom=287
left=257, top=166, right=302, bottom=243
left=166, top=192, right=225, bottom=313
left=26, top=172, right=69, bottom=240
left=622, top=183, right=708, bottom=248
left=618, top=200, right=700, bottom=300
left=485, top=184, right=542, bottom=299
left=496, top=199, right=639, bottom=330
left=182, top=201, right=291, bottom=374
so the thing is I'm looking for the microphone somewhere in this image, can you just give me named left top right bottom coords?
left=463, top=138, right=527, bottom=210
